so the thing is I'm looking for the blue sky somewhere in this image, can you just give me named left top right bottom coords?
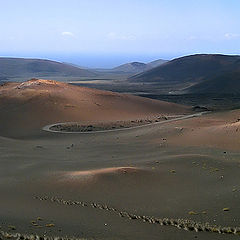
left=0, top=0, right=240, bottom=67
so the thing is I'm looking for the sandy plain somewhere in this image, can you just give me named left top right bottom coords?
left=1, top=79, right=240, bottom=240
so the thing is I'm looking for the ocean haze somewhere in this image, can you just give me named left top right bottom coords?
left=0, top=52, right=172, bottom=68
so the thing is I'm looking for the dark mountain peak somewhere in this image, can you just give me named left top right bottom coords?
left=129, top=54, right=240, bottom=84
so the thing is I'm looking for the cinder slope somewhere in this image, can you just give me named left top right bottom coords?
left=0, top=79, right=190, bottom=137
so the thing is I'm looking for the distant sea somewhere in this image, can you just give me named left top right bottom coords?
left=0, top=52, right=176, bottom=69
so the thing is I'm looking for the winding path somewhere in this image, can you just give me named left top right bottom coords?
left=42, top=111, right=210, bottom=134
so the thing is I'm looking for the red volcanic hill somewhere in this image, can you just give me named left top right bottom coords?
left=0, top=79, right=191, bottom=137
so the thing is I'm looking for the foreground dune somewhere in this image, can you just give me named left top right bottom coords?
left=53, top=167, right=145, bottom=186
left=0, top=79, right=191, bottom=137
left=66, top=167, right=140, bottom=178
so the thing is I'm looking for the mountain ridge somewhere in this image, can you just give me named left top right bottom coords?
left=0, top=57, right=97, bottom=80
left=129, top=54, right=240, bottom=83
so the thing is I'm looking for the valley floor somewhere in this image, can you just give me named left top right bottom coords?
left=1, top=110, right=240, bottom=239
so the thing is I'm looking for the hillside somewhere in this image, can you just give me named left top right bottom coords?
left=0, top=57, right=96, bottom=81
left=186, top=71, right=240, bottom=94
left=0, top=79, right=190, bottom=137
left=129, top=54, right=240, bottom=84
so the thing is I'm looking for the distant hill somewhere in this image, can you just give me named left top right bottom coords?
left=129, top=54, right=240, bottom=84
left=111, top=59, right=167, bottom=74
left=112, top=62, right=147, bottom=73
left=146, top=59, right=168, bottom=69
left=186, top=71, right=240, bottom=94
left=0, top=57, right=96, bottom=80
